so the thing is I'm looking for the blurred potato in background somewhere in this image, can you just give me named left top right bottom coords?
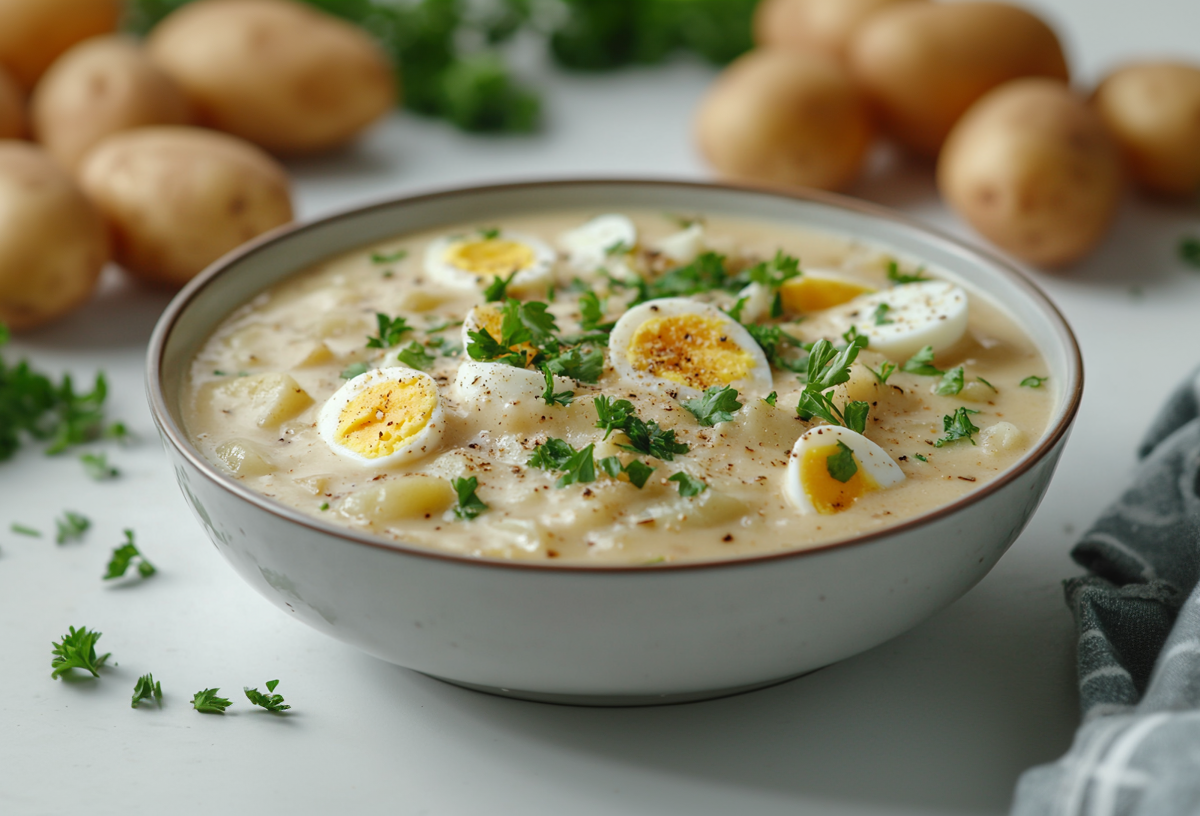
left=0, top=0, right=122, bottom=91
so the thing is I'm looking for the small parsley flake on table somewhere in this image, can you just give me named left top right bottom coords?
left=245, top=679, right=291, bottom=712
left=51, top=626, right=110, bottom=679
left=103, top=530, right=156, bottom=580
left=192, top=688, right=233, bottom=714
left=11, top=522, right=41, bottom=538
left=131, top=673, right=163, bottom=709
left=55, top=511, right=90, bottom=544
left=80, top=451, right=118, bottom=480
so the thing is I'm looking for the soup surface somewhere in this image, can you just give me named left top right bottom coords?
left=182, top=210, right=1053, bottom=564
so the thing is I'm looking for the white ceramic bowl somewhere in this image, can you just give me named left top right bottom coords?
left=147, top=180, right=1082, bottom=706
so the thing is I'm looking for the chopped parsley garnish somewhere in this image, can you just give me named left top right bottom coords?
left=192, top=688, right=232, bottom=714
left=425, top=320, right=460, bottom=334
left=1020, top=375, right=1048, bottom=388
left=886, top=261, right=929, bottom=285
left=51, top=626, right=110, bottom=679
left=80, top=452, right=118, bottom=480
left=527, top=438, right=595, bottom=487
left=340, top=362, right=369, bottom=380
left=681, top=385, right=743, bottom=427
left=396, top=342, right=436, bottom=371
left=915, top=453, right=928, bottom=462
left=578, top=291, right=616, bottom=332
left=868, top=361, right=896, bottom=384
left=466, top=298, right=559, bottom=369
left=826, top=440, right=858, bottom=483
left=795, top=336, right=871, bottom=434
left=725, top=296, right=749, bottom=322
left=668, top=472, right=707, bottom=497
left=1180, top=237, right=1200, bottom=268
left=366, top=313, right=413, bottom=349
left=527, top=438, right=576, bottom=470
left=605, top=240, right=632, bottom=256
left=934, top=407, right=980, bottom=447
left=642, top=251, right=732, bottom=300
left=901, top=345, right=942, bottom=376
left=598, top=456, right=655, bottom=488
left=841, top=325, right=868, bottom=347
left=540, top=367, right=574, bottom=407
left=319, top=502, right=329, bottom=511
left=935, top=366, right=964, bottom=396
left=742, top=250, right=802, bottom=290
left=483, top=271, right=517, bottom=302
left=55, top=511, right=90, bottom=545
left=132, top=673, right=163, bottom=708
left=872, top=303, right=894, bottom=326
left=103, top=529, right=156, bottom=580
left=370, top=249, right=408, bottom=264
left=743, top=323, right=807, bottom=373
left=451, top=477, right=488, bottom=520
left=543, top=346, right=605, bottom=383
left=245, top=679, right=291, bottom=712
left=764, top=391, right=778, bottom=407
left=11, top=522, right=40, bottom=537
left=593, top=396, right=690, bottom=460
left=478, top=227, right=501, bottom=240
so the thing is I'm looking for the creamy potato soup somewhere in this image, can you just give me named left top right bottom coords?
left=182, top=211, right=1053, bottom=564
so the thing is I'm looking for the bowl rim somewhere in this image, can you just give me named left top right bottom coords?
left=146, top=177, right=1084, bottom=575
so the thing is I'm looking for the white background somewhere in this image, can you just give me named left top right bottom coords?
left=3, top=1, right=1199, bottom=814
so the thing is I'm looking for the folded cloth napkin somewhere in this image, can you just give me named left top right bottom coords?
left=1012, top=370, right=1200, bottom=816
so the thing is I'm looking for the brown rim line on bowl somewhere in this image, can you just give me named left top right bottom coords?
left=146, top=179, right=1083, bottom=705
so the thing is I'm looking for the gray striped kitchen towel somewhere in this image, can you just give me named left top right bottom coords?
left=1012, top=370, right=1200, bottom=816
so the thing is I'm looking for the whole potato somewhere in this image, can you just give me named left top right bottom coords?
left=0, top=141, right=109, bottom=331
left=938, top=79, right=1123, bottom=268
left=78, top=126, right=294, bottom=287
left=31, top=36, right=193, bottom=172
left=147, top=0, right=396, bottom=155
left=849, top=2, right=1069, bottom=156
left=754, top=0, right=925, bottom=62
left=0, top=0, right=121, bottom=91
left=1092, top=62, right=1200, bottom=198
left=695, top=50, right=875, bottom=192
left=0, top=65, right=22, bottom=139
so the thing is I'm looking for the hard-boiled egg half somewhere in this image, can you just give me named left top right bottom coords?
left=785, top=425, right=905, bottom=515
left=453, top=359, right=573, bottom=405
left=847, top=280, right=969, bottom=360
left=424, top=229, right=555, bottom=294
left=461, top=304, right=539, bottom=363
left=318, top=367, right=445, bottom=467
left=560, top=214, right=637, bottom=273
left=656, top=222, right=706, bottom=265
left=609, top=298, right=773, bottom=398
left=779, top=269, right=876, bottom=315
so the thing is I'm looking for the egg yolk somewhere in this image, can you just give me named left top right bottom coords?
left=335, top=378, right=438, bottom=459
left=445, top=239, right=535, bottom=277
left=780, top=276, right=875, bottom=314
left=627, top=314, right=755, bottom=390
left=800, top=443, right=879, bottom=514
left=469, top=305, right=538, bottom=363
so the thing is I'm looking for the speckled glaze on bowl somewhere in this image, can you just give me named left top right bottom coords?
left=147, top=180, right=1082, bottom=706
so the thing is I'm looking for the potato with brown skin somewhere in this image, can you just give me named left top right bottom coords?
left=0, top=0, right=121, bottom=92
left=938, top=79, right=1123, bottom=268
left=695, top=50, right=875, bottom=192
left=31, top=36, right=193, bottom=172
left=0, top=66, right=23, bottom=139
left=849, top=2, right=1070, bottom=157
left=1092, top=62, right=1200, bottom=198
left=0, top=142, right=109, bottom=331
left=754, top=0, right=925, bottom=63
left=147, top=0, right=396, bottom=156
left=78, top=127, right=294, bottom=288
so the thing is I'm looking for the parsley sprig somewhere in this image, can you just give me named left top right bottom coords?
left=245, top=679, right=291, bottom=712
left=366, top=314, right=413, bottom=349
left=594, top=397, right=689, bottom=460
left=795, top=336, right=871, bottom=433
left=104, top=530, right=156, bottom=580
left=132, top=674, right=163, bottom=708
left=681, top=386, right=743, bottom=427
left=51, top=626, right=110, bottom=679
left=55, top=511, right=90, bottom=545
left=597, top=456, right=655, bottom=488
left=901, top=345, right=942, bottom=376
left=192, top=688, right=232, bottom=714
left=935, top=407, right=981, bottom=447
left=527, top=439, right=596, bottom=487
left=80, top=452, right=118, bottom=480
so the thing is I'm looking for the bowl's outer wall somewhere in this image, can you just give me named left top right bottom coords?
left=150, top=181, right=1082, bottom=698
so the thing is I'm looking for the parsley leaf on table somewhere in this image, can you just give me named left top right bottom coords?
left=51, top=626, right=110, bottom=679
left=245, top=679, right=291, bottom=712
left=80, top=452, right=118, bottom=480
left=104, top=529, right=156, bottom=580
left=132, top=673, right=163, bottom=709
left=681, top=386, right=743, bottom=427
left=11, top=522, right=40, bottom=537
left=192, top=688, right=232, bottom=714
left=55, top=511, right=90, bottom=545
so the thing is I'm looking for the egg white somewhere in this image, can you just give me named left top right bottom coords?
left=318, top=367, right=445, bottom=468
left=608, top=298, right=773, bottom=399
left=423, top=230, right=556, bottom=294
left=656, top=223, right=706, bottom=265
left=453, top=360, right=575, bottom=405
left=559, top=214, right=637, bottom=273
left=784, top=425, right=905, bottom=515
left=841, top=280, right=969, bottom=360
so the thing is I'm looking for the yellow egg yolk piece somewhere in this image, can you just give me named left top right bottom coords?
left=800, top=443, right=880, bottom=515
left=780, top=277, right=875, bottom=314
left=335, top=377, right=438, bottom=459
left=471, top=305, right=538, bottom=364
left=627, top=314, right=755, bottom=390
left=444, top=239, right=536, bottom=277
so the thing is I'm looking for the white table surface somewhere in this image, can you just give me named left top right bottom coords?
left=3, top=2, right=1198, bottom=813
